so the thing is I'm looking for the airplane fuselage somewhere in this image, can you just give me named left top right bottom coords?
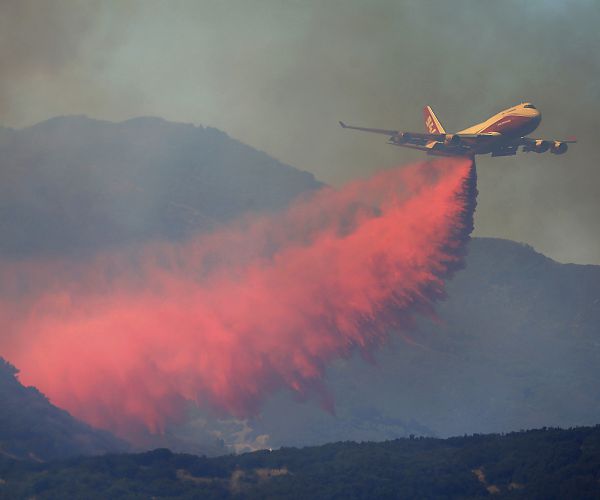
left=457, top=104, right=541, bottom=155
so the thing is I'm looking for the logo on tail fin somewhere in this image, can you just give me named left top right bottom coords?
left=423, top=106, right=445, bottom=135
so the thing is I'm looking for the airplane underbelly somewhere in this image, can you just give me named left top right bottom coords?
left=462, top=136, right=498, bottom=154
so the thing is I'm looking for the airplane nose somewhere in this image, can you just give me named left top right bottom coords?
left=528, top=108, right=541, bottom=121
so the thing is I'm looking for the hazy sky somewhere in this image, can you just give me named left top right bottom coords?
left=1, top=0, right=598, bottom=264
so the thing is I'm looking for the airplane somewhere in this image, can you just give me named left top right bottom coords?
left=339, top=103, right=576, bottom=157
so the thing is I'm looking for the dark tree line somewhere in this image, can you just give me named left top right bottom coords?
left=1, top=425, right=599, bottom=499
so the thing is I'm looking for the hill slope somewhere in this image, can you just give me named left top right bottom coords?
left=0, top=358, right=128, bottom=461
left=1, top=116, right=598, bottom=454
left=0, top=425, right=598, bottom=499
left=228, top=238, right=600, bottom=448
left=0, top=116, right=321, bottom=258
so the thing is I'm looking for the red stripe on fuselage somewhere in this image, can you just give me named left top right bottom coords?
left=480, top=114, right=540, bottom=137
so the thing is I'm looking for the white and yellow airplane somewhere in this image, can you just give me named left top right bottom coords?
left=340, top=103, right=576, bottom=157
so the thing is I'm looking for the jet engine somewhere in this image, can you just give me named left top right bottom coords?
left=550, top=141, right=568, bottom=155
left=533, top=139, right=550, bottom=153
left=523, top=140, right=552, bottom=153
left=444, top=134, right=460, bottom=146
left=392, top=132, right=411, bottom=144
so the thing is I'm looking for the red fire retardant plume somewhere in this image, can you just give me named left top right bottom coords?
left=0, top=158, right=476, bottom=439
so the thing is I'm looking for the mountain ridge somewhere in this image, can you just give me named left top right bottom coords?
left=0, top=115, right=598, bottom=457
left=0, top=115, right=322, bottom=258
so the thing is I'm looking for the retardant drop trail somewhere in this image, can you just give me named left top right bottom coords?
left=0, top=157, right=477, bottom=441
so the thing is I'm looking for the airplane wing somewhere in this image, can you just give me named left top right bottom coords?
left=520, top=136, right=577, bottom=154
left=339, top=121, right=502, bottom=155
left=339, top=121, right=449, bottom=140
left=339, top=121, right=497, bottom=142
left=521, top=136, right=578, bottom=145
left=338, top=121, right=399, bottom=136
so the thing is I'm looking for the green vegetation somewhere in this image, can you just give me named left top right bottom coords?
left=0, top=425, right=598, bottom=499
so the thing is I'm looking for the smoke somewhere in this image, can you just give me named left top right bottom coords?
left=0, top=0, right=140, bottom=126
left=0, top=157, right=476, bottom=440
left=2, top=1, right=598, bottom=263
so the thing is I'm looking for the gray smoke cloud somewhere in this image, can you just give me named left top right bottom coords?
left=0, top=0, right=143, bottom=124
left=1, top=0, right=598, bottom=263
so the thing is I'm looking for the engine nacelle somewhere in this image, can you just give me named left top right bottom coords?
left=523, top=139, right=550, bottom=153
left=534, top=139, right=550, bottom=153
left=444, top=134, right=460, bottom=146
left=392, top=132, right=411, bottom=144
left=550, top=141, right=568, bottom=155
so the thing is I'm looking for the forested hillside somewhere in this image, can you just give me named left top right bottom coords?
left=0, top=425, right=598, bottom=499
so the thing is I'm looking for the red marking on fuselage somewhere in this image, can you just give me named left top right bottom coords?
left=480, top=114, right=540, bottom=137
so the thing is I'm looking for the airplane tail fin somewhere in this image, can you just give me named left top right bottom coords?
left=423, top=106, right=446, bottom=134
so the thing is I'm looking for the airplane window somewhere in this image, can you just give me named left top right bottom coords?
left=524, top=104, right=536, bottom=109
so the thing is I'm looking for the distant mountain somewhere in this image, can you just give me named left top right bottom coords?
left=1, top=116, right=599, bottom=456
left=1, top=425, right=598, bottom=499
left=0, top=358, right=128, bottom=461
left=0, top=116, right=321, bottom=258
left=228, top=237, right=600, bottom=449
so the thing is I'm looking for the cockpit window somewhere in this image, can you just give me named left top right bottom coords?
left=524, top=104, right=536, bottom=109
